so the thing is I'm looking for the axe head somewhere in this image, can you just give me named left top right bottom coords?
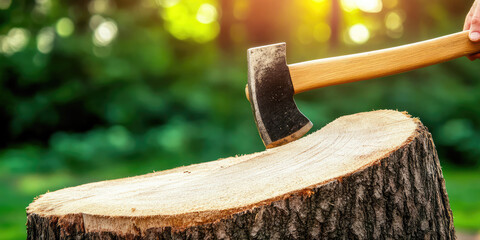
left=247, top=43, right=312, bottom=148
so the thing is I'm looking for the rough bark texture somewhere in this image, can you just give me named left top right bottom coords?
left=26, top=115, right=455, bottom=239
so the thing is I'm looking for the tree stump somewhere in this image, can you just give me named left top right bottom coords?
left=26, top=110, right=455, bottom=239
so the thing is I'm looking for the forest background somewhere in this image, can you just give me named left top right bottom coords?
left=1, top=0, right=479, bottom=238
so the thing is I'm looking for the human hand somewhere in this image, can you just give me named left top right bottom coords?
left=465, top=0, right=480, bottom=60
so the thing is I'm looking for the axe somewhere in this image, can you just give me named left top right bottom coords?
left=246, top=31, right=480, bottom=148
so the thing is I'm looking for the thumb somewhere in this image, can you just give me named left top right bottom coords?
left=469, top=30, right=480, bottom=42
left=469, top=3, right=480, bottom=42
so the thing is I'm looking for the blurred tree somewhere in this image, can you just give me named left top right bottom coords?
left=329, top=0, right=341, bottom=48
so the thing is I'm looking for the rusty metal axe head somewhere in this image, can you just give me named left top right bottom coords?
left=247, top=43, right=312, bottom=149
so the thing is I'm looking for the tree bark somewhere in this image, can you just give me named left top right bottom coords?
left=26, top=110, right=455, bottom=239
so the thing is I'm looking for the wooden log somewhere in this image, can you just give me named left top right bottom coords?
left=26, top=110, right=455, bottom=239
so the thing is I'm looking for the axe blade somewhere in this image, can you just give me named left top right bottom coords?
left=247, top=43, right=312, bottom=148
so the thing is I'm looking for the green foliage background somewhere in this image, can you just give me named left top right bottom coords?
left=0, top=0, right=480, bottom=238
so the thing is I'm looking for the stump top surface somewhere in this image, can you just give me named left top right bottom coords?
left=28, top=110, right=418, bottom=226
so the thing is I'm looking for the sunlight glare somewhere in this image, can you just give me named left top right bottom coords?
left=156, top=0, right=179, bottom=8
left=0, top=0, right=11, bottom=10
left=383, top=0, right=398, bottom=9
left=37, top=27, right=55, bottom=54
left=166, top=22, right=189, bottom=40
left=89, top=14, right=106, bottom=30
left=341, top=0, right=357, bottom=12
left=193, top=22, right=219, bottom=43
left=56, top=18, right=74, bottom=37
left=385, top=11, right=402, bottom=30
left=356, top=0, right=382, bottom=13
left=88, top=0, right=109, bottom=14
left=349, top=24, right=370, bottom=44
left=196, top=3, right=217, bottom=24
left=0, top=28, right=30, bottom=55
left=161, top=1, right=220, bottom=43
left=34, top=0, right=51, bottom=14
left=93, top=20, right=118, bottom=46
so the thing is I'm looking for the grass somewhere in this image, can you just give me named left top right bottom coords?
left=0, top=161, right=479, bottom=239
left=442, top=164, right=480, bottom=231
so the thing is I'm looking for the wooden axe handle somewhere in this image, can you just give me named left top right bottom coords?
left=289, top=31, right=480, bottom=94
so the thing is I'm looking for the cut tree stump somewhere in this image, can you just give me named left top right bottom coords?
left=27, top=110, right=455, bottom=239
